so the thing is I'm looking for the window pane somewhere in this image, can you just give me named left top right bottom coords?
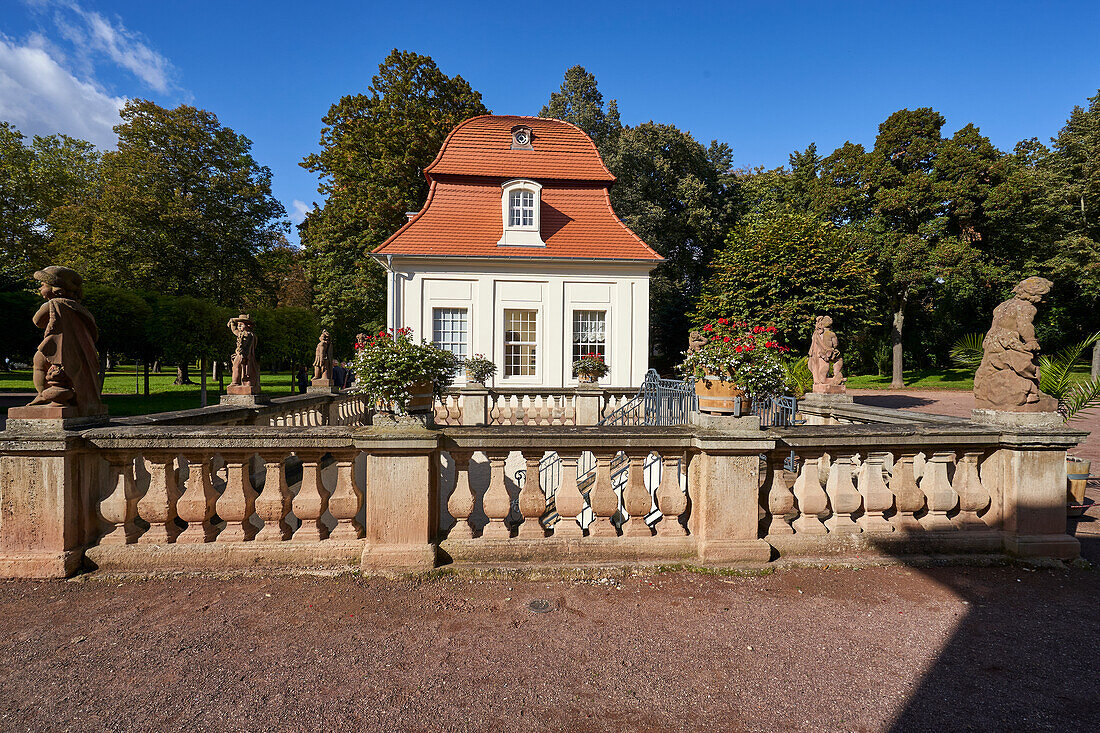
left=432, top=308, right=468, bottom=360
left=504, top=309, right=537, bottom=377
left=572, top=310, right=606, bottom=363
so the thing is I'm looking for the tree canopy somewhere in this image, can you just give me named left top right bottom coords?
left=299, top=49, right=488, bottom=345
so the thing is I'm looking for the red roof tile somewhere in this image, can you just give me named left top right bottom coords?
left=424, top=115, right=615, bottom=182
left=374, top=116, right=661, bottom=262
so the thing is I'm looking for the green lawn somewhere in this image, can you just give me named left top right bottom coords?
left=846, top=364, right=1093, bottom=391
left=1, top=368, right=300, bottom=417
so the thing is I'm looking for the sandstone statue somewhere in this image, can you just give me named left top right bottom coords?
left=687, top=330, right=708, bottom=353
left=312, top=330, right=334, bottom=384
left=974, top=276, right=1058, bottom=412
left=24, top=266, right=104, bottom=415
left=808, top=315, right=846, bottom=394
left=355, top=333, right=368, bottom=351
left=226, top=314, right=260, bottom=394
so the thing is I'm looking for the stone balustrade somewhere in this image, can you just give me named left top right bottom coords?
left=0, top=402, right=1085, bottom=577
left=433, top=387, right=637, bottom=427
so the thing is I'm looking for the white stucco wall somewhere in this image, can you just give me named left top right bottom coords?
left=380, top=257, right=653, bottom=389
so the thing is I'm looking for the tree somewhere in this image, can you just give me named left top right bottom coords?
left=539, top=66, right=622, bottom=157
left=84, top=284, right=153, bottom=379
left=603, top=123, right=736, bottom=368
left=0, top=290, right=40, bottom=368
left=145, top=295, right=230, bottom=386
left=51, top=100, right=288, bottom=304
left=693, top=209, right=879, bottom=345
left=0, top=124, right=99, bottom=289
left=300, top=50, right=488, bottom=346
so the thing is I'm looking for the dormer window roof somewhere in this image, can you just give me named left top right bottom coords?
left=497, top=179, right=544, bottom=246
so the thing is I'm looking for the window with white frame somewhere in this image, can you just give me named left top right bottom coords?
left=432, top=308, right=468, bottom=361
left=572, top=310, right=607, bottom=363
left=498, top=179, right=544, bottom=246
left=504, top=309, right=537, bottom=377
left=509, top=189, right=535, bottom=227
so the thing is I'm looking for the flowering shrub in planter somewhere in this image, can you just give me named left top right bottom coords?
left=573, top=352, right=610, bottom=383
left=351, top=327, right=459, bottom=412
left=679, top=318, right=790, bottom=399
left=463, top=354, right=497, bottom=385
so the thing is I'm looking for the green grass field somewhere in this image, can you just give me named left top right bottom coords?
left=845, top=364, right=1093, bottom=391
left=1, top=368, right=300, bottom=417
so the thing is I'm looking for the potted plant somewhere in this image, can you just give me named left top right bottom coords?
left=351, top=327, right=459, bottom=414
left=463, top=354, right=497, bottom=386
left=679, top=318, right=790, bottom=414
left=573, top=352, right=609, bottom=384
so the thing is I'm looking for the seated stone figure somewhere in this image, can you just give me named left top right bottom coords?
left=26, top=266, right=104, bottom=415
left=974, top=276, right=1059, bottom=412
left=808, top=315, right=846, bottom=394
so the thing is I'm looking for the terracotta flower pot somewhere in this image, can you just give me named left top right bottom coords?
left=694, top=375, right=745, bottom=415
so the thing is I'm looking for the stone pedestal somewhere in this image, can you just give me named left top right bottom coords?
left=811, top=384, right=847, bottom=395
left=459, top=385, right=489, bottom=426
left=226, top=383, right=262, bottom=396
left=971, top=409, right=1062, bottom=429
left=309, top=379, right=338, bottom=394
left=220, top=393, right=271, bottom=407
left=690, top=432, right=774, bottom=563
left=574, top=386, right=603, bottom=426
left=5, top=404, right=109, bottom=432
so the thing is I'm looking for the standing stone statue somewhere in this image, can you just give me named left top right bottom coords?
left=18, top=266, right=105, bottom=417
left=311, top=330, right=334, bottom=389
left=226, top=314, right=260, bottom=395
left=974, top=277, right=1058, bottom=413
left=687, top=330, right=708, bottom=353
left=808, top=315, right=846, bottom=394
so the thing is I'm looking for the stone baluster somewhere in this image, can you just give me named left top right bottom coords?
left=655, top=452, right=688, bottom=536
left=99, top=452, right=141, bottom=545
left=516, top=451, right=547, bottom=538
left=255, top=453, right=293, bottom=541
left=293, top=452, right=331, bottom=541
left=447, top=450, right=476, bottom=539
left=482, top=451, right=512, bottom=539
left=554, top=452, right=584, bottom=538
left=889, top=451, right=924, bottom=531
left=550, top=396, right=562, bottom=426
left=177, top=453, right=217, bottom=543
left=764, top=452, right=795, bottom=536
left=328, top=451, right=364, bottom=539
left=953, top=450, right=991, bottom=529
left=623, top=451, right=653, bottom=537
left=216, top=452, right=258, bottom=542
left=792, top=453, right=828, bottom=534
left=857, top=452, right=895, bottom=533
left=488, top=396, right=501, bottom=425
left=920, top=451, right=959, bottom=531
left=137, top=453, right=182, bottom=544
left=564, top=396, right=577, bottom=426
left=588, top=452, right=619, bottom=537
left=824, top=451, right=862, bottom=533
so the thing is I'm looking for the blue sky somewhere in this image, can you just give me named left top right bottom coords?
left=3, top=1, right=1099, bottom=245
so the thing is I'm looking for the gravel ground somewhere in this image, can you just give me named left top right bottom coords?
left=0, top=564, right=1097, bottom=733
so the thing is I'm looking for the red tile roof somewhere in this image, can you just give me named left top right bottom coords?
left=374, top=116, right=661, bottom=262
left=425, top=115, right=615, bottom=182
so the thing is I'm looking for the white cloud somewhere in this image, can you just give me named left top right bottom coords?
left=0, top=33, right=123, bottom=148
left=53, top=2, right=174, bottom=93
left=291, top=199, right=311, bottom=224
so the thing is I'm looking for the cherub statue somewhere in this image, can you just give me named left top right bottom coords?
left=688, top=330, right=708, bottom=353
left=808, top=315, right=846, bottom=393
left=26, top=266, right=104, bottom=414
left=973, top=277, right=1059, bottom=412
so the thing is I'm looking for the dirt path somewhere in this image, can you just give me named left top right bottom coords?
left=0, top=565, right=1096, bottom=732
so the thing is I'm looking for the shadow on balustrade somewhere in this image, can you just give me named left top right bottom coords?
left=853, top=394, right=937, bottom=410
left=872, top=501, right=1100, bottom=731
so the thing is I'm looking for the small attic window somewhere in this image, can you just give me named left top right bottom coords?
left=511, top=125, right=533, bottom=150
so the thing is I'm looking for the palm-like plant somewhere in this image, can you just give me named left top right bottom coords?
left=1039, top=333, right=1100, bottom=421
left=949, top=333, right=985, bottom=370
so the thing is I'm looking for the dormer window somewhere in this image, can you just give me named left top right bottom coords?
left=498, top=179, right=544, bottom=246
left=511, top=125, right=533, bottom=150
